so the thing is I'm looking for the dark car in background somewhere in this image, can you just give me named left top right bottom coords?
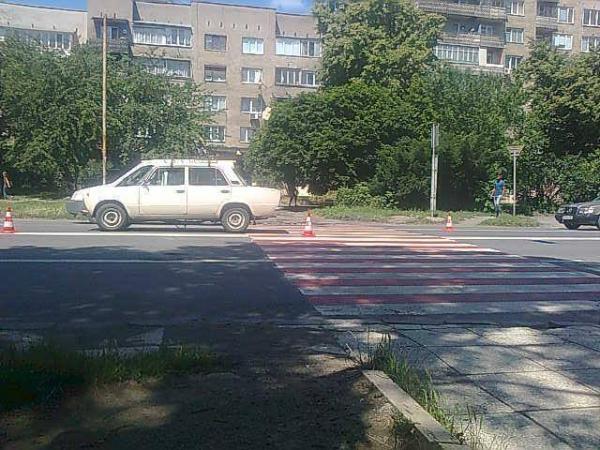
left=555, top=197, right=600, bottom=230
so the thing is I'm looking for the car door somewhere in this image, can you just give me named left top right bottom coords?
left=139, top=166, right=187, bottom=217
left=187, top=167, right=232, bottom=219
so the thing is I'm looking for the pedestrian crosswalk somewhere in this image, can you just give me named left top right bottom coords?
left=251, top=224, right=600, bottom=317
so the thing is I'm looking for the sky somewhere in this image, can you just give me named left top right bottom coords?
left=4, top=0, right=313, bottom=14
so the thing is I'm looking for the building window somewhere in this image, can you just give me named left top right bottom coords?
left=479, top=24, right=495, bottom=36
left=240, top=127, right=256, bottom=143
left=275, top=68, right=318, bottom=87
left=486, top=48, right=502, bottom=65
left=537, top=3, right=556, bottom=18
left=505, top=55, right=522, bottom=70
left=276, top=37, right=321, bottom=57
left=583, top=9, right=600, bottom=27
left=241, top=68, right=263, bottom=84
left=507, top=1, right=524, bottom=16
left=205, top=34, right=227, bottom=52
left=557, top=7, right=574, bottom=24
left=133, top=25, right=192, bottom=47
left=434, top=44, right=479, bottom=64
left=240, top=97, right=264, bottom=114
left=505, top=28, right=524, bottom=44
left=204, top=95, right=226, bottom=112
left=138, top=58, right=191, bottom=78
left=204, top=126, right=226, bottom=143
left=552, top=33, right=573, bottom=50
left=204, top=65, right=226, bottom=82
left=0, top=27, right=73, bottom=51
left=242, top=37, right=264, bottom=54
left=582, top=36, right=600, bottom=52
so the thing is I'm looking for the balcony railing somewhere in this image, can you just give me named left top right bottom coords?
left=89, top=38, right=132, bottom=54
left=440, top=31, right=505, bottom=47
left=535, top=15, right=559, bottom=29
left=416, top=1, right=506, bottom=20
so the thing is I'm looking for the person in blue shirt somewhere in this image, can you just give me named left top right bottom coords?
left=491, top=174, right=505, bottom=218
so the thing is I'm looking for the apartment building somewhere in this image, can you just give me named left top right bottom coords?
left=415, top=0, right=600, bottom=73
left=1, top=0, right=320, bottom=157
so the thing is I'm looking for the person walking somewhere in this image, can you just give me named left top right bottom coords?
left=491, top=173, right=505, bottom=218
left=2, top=171, right=12, bottom=199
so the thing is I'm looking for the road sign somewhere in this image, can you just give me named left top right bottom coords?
left=508, top=145, right=523, bottom=157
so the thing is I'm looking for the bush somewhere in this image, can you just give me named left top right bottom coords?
left=335, top=183, right=385, bottom=208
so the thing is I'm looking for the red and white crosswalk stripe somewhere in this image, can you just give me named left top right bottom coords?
left=251, top=225, right=600, bottom=317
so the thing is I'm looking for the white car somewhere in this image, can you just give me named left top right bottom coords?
left=66, top=160, right=280, bottom=233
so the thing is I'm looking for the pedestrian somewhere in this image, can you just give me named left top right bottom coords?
left=2, top=171, right=12, bottom=199
left=491, top=173, right=505, bottom=218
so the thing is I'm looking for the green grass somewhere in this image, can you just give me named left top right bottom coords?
left=479, top=214, right=539, bottom=227
left=0, top=344, right=224, bottom=412
left=0, top=196, right=72, bottom=219
left=315, top=206, right=482, bottom=224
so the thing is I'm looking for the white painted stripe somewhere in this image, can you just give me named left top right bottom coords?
left=449, top=236, right=600, bottom=241
left=287, top=271, right=596, bottom=280
left=276, top=262, right=553, bottom=269
left=260, top=242, right=476, bottom=248
left=315, top=301, right=600, bottom=316
left=259, top=245, right=501, bottom=252
left=301, top=284, right=600, bottom=295
left=268, top=253, right=524, bottom=260
left=253, top=236, right=454, bottom=242
left=0, top=258, right=268, bottom=264
left=11, top=232, right=249, bottom=238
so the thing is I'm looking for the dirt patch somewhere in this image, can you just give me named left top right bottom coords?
left=1, top=324, right=403, bottom=449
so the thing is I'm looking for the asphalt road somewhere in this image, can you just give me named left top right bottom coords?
left=1, top=219, right=598, bottom=347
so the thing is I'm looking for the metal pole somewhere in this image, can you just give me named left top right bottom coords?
left=430, top=123, right=438, bottom=219
left=513, top=151, right=517, bottom=216
left=101, top=14, right=108, bottom=185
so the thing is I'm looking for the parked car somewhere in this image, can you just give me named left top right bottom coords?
left=66, top=160, right=280, bottom=232
left=555, top=197, right=600, bottom=230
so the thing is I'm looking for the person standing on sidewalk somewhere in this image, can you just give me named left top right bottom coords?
left=491, top=174, right=505, bottom=218
left=2, top=171, right=12, bottom=199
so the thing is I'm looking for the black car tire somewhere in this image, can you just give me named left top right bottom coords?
left=564, top=223, right=580, bottom=230
left=96, top=203, right=129, bottom=231
left=221, top=207, right=251, bottom=233
left=597, top=216, right=600, bottom=231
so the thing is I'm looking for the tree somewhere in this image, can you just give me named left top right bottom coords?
left=314, top=0, right=443, bottom=87
left=0, top=39, right=210, bottom=192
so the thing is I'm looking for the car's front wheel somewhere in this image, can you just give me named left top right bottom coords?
left=96, top=203, right=129, bottom=231
left=221, top=207, right=251, bottom=233
left=564, top=223, right=580, bottom=230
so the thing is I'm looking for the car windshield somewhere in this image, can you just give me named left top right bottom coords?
left=117, top=166, right=153, bottom=187
left=231, top=169, right=247, bottom=186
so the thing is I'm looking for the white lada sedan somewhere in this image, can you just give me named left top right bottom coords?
left=66, top=160, right=280, bottom=233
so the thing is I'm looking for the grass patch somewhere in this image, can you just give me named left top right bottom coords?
left=0, top=196, right=72, bottom=219
left=479, top=215, right=539, bottom=227
left=0, top=344, right=224, bottom=412
left=367, top=335, right=485, bottom=448
left=315, top=206, right=483, bottom=224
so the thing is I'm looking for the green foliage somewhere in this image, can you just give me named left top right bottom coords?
left=335, top=183, right=385, bottom=207
left=0, top=39, right=210, bottom=193
left=314, top=0, right=444, bottom=87
left=479, top=215, right=540, bottom=227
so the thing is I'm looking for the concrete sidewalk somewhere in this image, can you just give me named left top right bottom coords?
left=337, top=323, right=600, bottom=449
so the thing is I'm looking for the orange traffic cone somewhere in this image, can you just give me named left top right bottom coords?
left=2, top=207, right=16, bottom=233
left=302, top=210, right=316, bottom=237
left=444, top=214, right=453, bottom=232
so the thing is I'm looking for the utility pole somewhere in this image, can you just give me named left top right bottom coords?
left=508, top=145, right=523, bottom=216
left=101, top=14, right=108, bottom=185
left=430, top=123, right=439, bottom=219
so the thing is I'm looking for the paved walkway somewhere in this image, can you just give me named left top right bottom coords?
left=251, top=224, right=600, bottom=449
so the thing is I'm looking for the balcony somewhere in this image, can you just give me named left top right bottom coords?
left=416, top=1, right=506, bottom=20
left=89, top=38, right=132, bottom=54
left=536, top=15, right=559, bottom=30
left=440, top=31, right=505, bottom=47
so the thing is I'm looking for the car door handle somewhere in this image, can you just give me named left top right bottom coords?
left=176, top=189, right=185, bottom=193
left=221, top=189, right=230, bottom=194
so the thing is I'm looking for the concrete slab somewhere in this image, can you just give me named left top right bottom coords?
left=430, top=345, right=546, bottom=375
left=526, top=407, right=600, bottom=449
left=546, top=326, right=600, bottom=352
left=471, top=413, right=571, bottom=450
left=469, top=370, right=600, bottom=411
left=510, top=343, right=600, bottom=370
left=398, top=327, right=484, bottom=347
left=468, top=326, right=564, bottom=346
left=432, top=376, right=513, bottom=416
left=559, top=369, right=600, bottom=393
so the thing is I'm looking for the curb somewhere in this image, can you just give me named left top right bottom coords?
left=362, top=370, right=469, bottom=450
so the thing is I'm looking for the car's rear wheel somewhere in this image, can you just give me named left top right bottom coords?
left=221, top=207, right=251, bottom=233
left=96, top=203, right=129, bottom=231
left=564, top=223, right=580, bottom=230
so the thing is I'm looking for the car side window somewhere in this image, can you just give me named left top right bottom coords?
left=189, top=168, right=230, bottom=186
left=118, top=165, right=153, bottom=187
left=147, top=168, right=185, bottom=186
